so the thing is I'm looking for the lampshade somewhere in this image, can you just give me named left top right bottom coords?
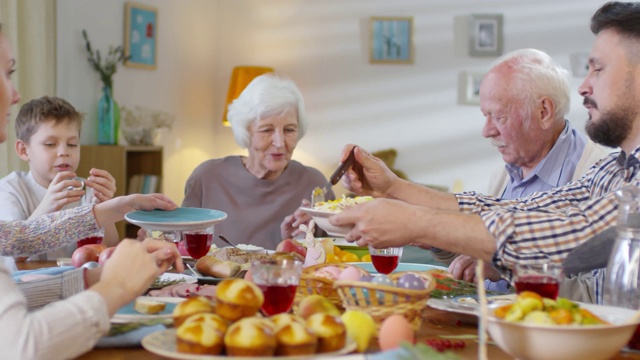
left=222, top=66, right=275, bottom=126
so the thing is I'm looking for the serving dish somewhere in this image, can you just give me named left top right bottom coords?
left=299, top=207, right=351, bottom=237
left=125, top=207, right=227, bottom=232
left=142, top=328, right=357, bottom=359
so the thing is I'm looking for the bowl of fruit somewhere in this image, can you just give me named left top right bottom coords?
left=486, top=291, right=639, bottom=360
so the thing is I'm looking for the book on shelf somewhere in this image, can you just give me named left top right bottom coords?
left=127, top=174, right=160, bottom=194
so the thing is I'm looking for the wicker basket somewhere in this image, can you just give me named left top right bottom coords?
left=293, top=263, right=371, bottom=312
left=334, top=271, right=435, bottom=331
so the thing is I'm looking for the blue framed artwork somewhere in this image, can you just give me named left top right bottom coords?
left=124, top=2, right=158, bottom=70
left=370, top=17, right=413, bottom=64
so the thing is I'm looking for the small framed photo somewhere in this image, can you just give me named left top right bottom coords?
left=369, top=16, right=413, bottom=64
left=457, top=71, right=485, bottom=105
left=468, top=14, right=503, bottom=57
left=124, top=2, right=158, bottom=70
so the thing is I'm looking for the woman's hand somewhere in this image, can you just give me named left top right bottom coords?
left=280, top=199, right=312, bottom=239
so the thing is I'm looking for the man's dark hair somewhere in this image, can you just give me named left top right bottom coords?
left=591, top=2, right=640, bottom=37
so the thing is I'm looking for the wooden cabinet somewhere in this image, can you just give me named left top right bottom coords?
left=77, top=145, right=163, bottom=239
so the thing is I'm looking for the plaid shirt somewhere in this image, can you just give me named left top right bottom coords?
left=455, top=146, right=640, bottom=303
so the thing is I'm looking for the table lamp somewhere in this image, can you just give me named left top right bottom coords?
left=222, top=66, right=274, bottom=126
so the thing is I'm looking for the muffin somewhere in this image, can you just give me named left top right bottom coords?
left=172, top=296, right=216, bottom=327
left=270, top=313, right=306, bottom=331
left=224, top=317, right=277, bottom=356
left=215, top=279, right=264, bottom=322
left=275, top=321, right=318, bottom=356
left=175, top=313, right=226, bottom=355
left=306, top=313, right=346, bottom=353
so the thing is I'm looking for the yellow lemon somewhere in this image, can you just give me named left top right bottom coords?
left=325, top=254, right=341, bottom=263
left=333, top=245, right=342, bottom=255
left=360, top=254, right=372, bottom=262
left=341, top=310, right=377, bottom=352
left=339, top=251, right=360, bottom=263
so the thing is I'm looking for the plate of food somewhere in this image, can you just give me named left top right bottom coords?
left=300, top=196, right=374, bottom=237
left=428, top=294, right=516, bottom=317
left=142, top=328, right=357, bottom=360
left=111, top=296, right=186, bottom=324
left=125, top=207, right=227, bottom=232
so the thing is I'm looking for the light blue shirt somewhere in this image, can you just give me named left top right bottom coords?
left=502, top=120, right=587, bottom=199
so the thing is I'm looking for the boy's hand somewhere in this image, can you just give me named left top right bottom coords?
left=35, top=171, right=85, bottom=216
left=85, top=168, right=116, bottom=203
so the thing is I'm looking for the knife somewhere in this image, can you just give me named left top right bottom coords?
left=312, top=147, right=356, bottom=204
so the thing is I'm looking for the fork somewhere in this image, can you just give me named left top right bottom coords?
left=311, top=147, right=356, bottom=205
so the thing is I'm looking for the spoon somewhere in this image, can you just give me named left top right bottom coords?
left=218, top=235, right=240, bottom=249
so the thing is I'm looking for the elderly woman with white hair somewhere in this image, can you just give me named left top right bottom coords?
left=182, top=73, right=334, bottom=249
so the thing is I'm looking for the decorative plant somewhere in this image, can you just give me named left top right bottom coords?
left=82, top=29, right=128, bottom=89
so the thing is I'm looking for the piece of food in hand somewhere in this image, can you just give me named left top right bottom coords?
left=98, top=246, right=116, bottom=266
left=296, top=294, right=341, bottom=319
left=341, top=310, right=377, bottom=352
left=195, top=255, right=241, bottom=278
left=305, top=313, right=346, bottom=353
left=71, top=246, right=99, bottom=268
left=172, top=296, right=216, bottom=327
left=275, top=321, right=318, bottom=356
left=276, top=239, right=307, bottom=258
left=176, top=313, right=227, bottom=355
left=215, top=279, right=264, bottom=322
left=224, top=317, right=277, bottom=357
left=134, top=298, right=166, bottom=314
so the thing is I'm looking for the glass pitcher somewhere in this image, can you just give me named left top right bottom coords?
left=604, top=185, right=640, bottom=308
left=604, top=185, right=640, bottom=349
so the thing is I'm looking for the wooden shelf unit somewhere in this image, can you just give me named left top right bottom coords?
left=77, top=145, right=163, bottom=239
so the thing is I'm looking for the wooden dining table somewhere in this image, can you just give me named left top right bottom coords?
left=17, top=260, right=640, bottom=360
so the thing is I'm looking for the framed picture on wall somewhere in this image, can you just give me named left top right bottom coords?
left=369, top=16, right=413, bottom=64
left=124, top=2, right=158, bottom=70
left=468, top=14, right=503, bottom=57
left=457, top=71, right=485, bottom=105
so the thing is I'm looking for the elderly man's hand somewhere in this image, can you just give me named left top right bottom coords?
left=341, top=145, right=399, bottom=198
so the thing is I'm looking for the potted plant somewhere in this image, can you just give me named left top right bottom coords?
left=82, top=29, right=128, bottom=145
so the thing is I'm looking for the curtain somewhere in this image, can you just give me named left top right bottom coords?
left=0, top=0, right=56, bottom=176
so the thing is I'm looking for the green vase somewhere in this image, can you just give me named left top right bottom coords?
left=98, top=86, right=120, bottom=145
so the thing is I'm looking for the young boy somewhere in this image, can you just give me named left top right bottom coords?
left=0, top=96, right=119, bottom=269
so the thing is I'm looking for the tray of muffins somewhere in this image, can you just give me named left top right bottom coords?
left=141, top=278, right=356, bottom=358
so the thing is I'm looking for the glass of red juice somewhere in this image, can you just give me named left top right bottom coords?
left=182, top=226, right=214, bottom=259
left=513, top=263, right=562, bottom=299
left=368, top=246, right=403, bottom=274
left=251, top=259, right=302, bottom=316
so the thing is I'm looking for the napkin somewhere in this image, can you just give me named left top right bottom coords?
left=96, top=323, right=166, bottom=348
left=12, top=266, right=75, bottom=283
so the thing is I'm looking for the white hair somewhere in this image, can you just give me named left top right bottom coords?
left=227, top=73, right=308, bottom=148
left=490, top=48, right=571, bottom=125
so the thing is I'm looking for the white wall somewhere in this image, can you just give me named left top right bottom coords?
left=57, top=0, right=606, bottom=204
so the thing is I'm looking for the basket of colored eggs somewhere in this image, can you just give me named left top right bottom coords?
left=293, top=263, right=370, bottom=312
left=334, top=271, right=436, bottom=331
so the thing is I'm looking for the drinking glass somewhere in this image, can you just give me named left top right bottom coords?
left=182, top=226, right=214, bottom=259
left=146, top=229, right=182, bottom=247
left=368, top=246, right=403, bottom=274
left=76, top=236, right=103, bottom=248
left=513, top=263, right=563, bottom=299
left=251, top=259, right=302, bottom=316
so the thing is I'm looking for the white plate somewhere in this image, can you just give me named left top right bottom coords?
left=111, top=296, right=185, bottom=324
left=428, top=294, right=517, bottom=322
left=142, top=328, right=357, bottom=359
left=125, top=207, right=227, bottom=232
left=299, top=207, right=351, bottom=237
left=332, top=238, right=366, bottom=248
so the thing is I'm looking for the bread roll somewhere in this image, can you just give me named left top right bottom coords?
left=172, top=296, right=216, bottom=327
left=215, top=279, right=264, bottom=322
left=275, top=321, right=318, bottom=356
left=224, top=317, right=277, bottom=356
left=176, top=313, right=226, bottom=355
left=306, top=313, right=346, bottom=353
left=195, top=256, right=241, bottom=278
